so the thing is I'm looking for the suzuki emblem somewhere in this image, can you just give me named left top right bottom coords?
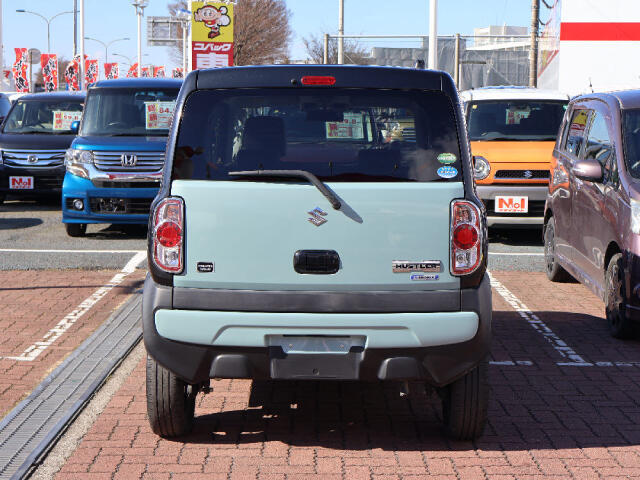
left=307, top=207, right=328, bottom=227
left=120, top=154, right=137, bottom=167
left=523, top=170, right=533, bottom=179
left=27, top=154, right=38, bottom=164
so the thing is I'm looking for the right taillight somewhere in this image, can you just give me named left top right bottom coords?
left=152, top=197, right=184, bottom=273
left=451, top=200, right=482, bottom=275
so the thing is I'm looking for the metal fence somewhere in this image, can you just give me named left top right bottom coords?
left=323, top=34, right=531, bottom=91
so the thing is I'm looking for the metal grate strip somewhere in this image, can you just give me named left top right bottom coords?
left=0, top=293, right=143, bottom=480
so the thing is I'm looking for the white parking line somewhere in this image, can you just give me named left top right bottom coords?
left=0, top=249, right=144, bottom=254
left=3, top=251, right=147, bottom=362
left=488, top=252, right=544, bottom=256
left=488, top=272, right=592, bottom=366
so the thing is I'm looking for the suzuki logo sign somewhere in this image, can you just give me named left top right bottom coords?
left=120, top=154, right=137, bottom=167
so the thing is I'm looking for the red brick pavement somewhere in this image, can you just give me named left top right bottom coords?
left=53, top=272, right=640, bottom=479
left=0, top=269, right=146, bottom=419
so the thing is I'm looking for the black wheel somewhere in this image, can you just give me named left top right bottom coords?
left=65, top=223, right=87, bottom=237
left=146, top=355, right=196, bottom=437
left=544, top=217, right=572, bottom=282
left=605, top=253, right=635, bottom=339
left=441, top=359, right=489, bottom=440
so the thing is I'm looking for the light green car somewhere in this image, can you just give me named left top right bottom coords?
left=143, top=65, right=491, bottom=440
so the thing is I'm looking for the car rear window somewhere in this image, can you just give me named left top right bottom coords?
left=467, top=100, right=567, bottom=141
left=172, top=88, right=462, bottom=182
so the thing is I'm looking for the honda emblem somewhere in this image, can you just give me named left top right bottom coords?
left=27, top=154, right=39, bottom=164
left=121, top=154, right=137, bottom=167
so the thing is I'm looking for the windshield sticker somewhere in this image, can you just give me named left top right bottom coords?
left=410, top=274, right=440, bottom=281
left=326, top=112, right=364, bottom=139
left=52, top=110, right=82, bottom=131
left=145, top=101, right=176, bottom=130
left=437, top=153, right=457, bottom=164
left=437, top=166, right=458, bottom=179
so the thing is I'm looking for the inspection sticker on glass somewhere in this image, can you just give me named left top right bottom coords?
left=52, top=110, right=82, bottom=131
left=437, top=153, right=457, bottom=164
left=145, top=101, right=177, bottom=130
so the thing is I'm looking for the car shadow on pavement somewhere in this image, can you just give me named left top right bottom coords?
left=85, top=224, right=148, bottom=239
left=489, top=227, right=543, bottom=246
left=167, top=308, right=640, bottom=451
left=0, top=199, right=60, bottom=212
left=0, top=218, right=43, bottom=229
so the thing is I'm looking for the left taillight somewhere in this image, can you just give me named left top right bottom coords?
left=152, top=197, right=184, bottom=273
left=450, top=200, right=482, bottom=276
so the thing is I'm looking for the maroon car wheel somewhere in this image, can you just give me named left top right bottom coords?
left=544, top=217, right=572, bottom=282
left=605, top=253, right=635, bottom=339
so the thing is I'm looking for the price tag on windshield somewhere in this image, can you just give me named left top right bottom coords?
left=145, top=101, right=176, bottom=130
left=326, top=112, right=364, bottom=139
left=52, top=110, right=82, bottom=131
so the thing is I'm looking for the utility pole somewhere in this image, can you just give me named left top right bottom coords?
left=73, top=0, right=78, bottom=56
left=0, top=0, right=4, bottom=91
left=337, top=0, right=344, bottom=64
left=79, top=0, right=84, bottom=90
left=428, top=0, right=438, bottom=69
left=529, top=0, right=539, bottom=87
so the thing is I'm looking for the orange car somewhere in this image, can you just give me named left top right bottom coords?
left=460, top=87, right=569, bottom=227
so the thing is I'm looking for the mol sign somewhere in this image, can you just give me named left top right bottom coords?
left=538, top=0, right=640, bottom=94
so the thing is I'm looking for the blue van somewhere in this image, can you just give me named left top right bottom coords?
left=62, top=78, right=182, bottom=236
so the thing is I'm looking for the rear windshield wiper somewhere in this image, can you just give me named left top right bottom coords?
left=229, top=169, right=341, bottom=210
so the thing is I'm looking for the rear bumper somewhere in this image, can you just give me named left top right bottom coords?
left=62, top=173, right=158, bottom=224
left=142, top=273, right=492, bottom=387
left=477, top=185, right=547, bottom=226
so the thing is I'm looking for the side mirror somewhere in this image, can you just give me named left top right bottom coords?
left=573, top=158, right=603, bottom=182
left=70, top=121, right=80, bottom=134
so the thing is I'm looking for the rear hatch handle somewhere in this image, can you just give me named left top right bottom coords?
left=229, top=170, right=342, bottom=210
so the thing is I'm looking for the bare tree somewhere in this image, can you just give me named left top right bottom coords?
left=167, top=1, right=188, bottom=66
left=167, top=0, right=293, bottom=66
left=302, top=34, right=370, bottom=65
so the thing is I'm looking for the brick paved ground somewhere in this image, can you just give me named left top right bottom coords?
left=0, top=269, right=146, bottom=419
left=54, top=272, right=640, bottom=479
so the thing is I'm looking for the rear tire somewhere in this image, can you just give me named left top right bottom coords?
left=544, top=217, right=572, bottom=282
left=605, top=253, right=635, bottom=339
left=146, top=355, right=196, bottom=437
left=441, top=359, right=489, bottom=440
left=65, top=223, right=87, bottom=237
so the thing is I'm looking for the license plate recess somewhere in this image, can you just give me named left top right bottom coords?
left=268, top=335, right=365, bottom=380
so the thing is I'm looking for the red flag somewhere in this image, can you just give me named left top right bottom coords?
left=104, top=63, right=119, bottom=79
left=64, top=55, right=83, bottom=91
left=127, top=63, right=138, bottom=78
left=85, top=59, right=98, bottom=84
left=153, top=66, right=165, bottom=78
left=12, top=48, right=29, bottom=92
left=40, top=54, right=58, bottom=92
left=172, top=67, right=184, bottom=78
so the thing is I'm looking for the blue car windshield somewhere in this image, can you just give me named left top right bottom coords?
left=3, top=99, right=84, bottom=134
left=81, top=88, right=179, bottom=137
left=173, top=88, right=463, bottom=182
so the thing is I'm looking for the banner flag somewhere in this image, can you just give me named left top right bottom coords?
left=104, top=63, right=119, bottom=79
left=40, top=54, right=58, bottom=92
left=12, top=48, right=29, bottom=92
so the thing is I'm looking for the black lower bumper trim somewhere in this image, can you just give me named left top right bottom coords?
left=142, top=274, right=492, bottom=387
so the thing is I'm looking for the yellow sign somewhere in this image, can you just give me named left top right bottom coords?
left=191, top=1, right=234, bottom=43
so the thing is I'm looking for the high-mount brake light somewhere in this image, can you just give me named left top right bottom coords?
left=450, top=200, right=482, bottom=276
left=300, top=76, right=336, bottom=86
left=152, top=197, right=184, bottom=273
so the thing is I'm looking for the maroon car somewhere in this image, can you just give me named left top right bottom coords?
left=544, top=89, right=640, bottom=338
